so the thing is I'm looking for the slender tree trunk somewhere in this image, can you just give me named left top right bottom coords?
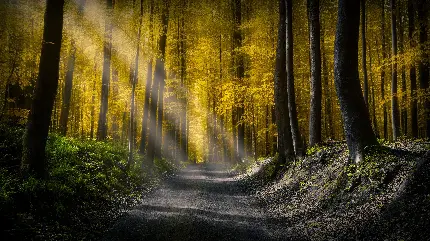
left=381, top=0, right=388, bottom=139
left=97, top=0, right=113, bottom=141
left=154, top=2, right=169, bottom=161
left=408, top=0, right=418, bottom=138
left=391, top=0, right=400, bottom=140
left=139, top=0, right=154, bottom=155
left=286, top=0, right=303, bottom=156
left=334, top=0, right=378, bottom=163
left=322, top=33, right=333, bottom=139
left=397, top=4, right=407, bottom=136
left=417, top=0, right=429, bottom=138
left=128, top=0, right=144, bottom=168
left=361, top=0, right=369, bottom=107
left=274, top=0, right=295, bottom=166
left=307, top=0, right=322, bottom=147
left=22, top=0, right=65, bottom=178
left=59, top=42, right=75, bottom=136
left=180, top=6, right=188, bottom=162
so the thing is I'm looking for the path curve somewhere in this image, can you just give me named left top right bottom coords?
left=103, top=164, right=288, bottom=241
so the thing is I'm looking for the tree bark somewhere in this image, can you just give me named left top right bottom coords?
left=381, top=0, right=388, bottom=139
left=59, top=42, right=75, bottom=136
left=398, top=3, right=407, bottom=136
left=361, top=0, right=369, bottom=107
left=274, top=0, right=295, bottom=166
left=154, top=1, right=169, bottom=161
left=139, top=0, right=154, bottom=155
left=286, top=0, right=303, bottom=156
left=22, top=0, right=65, bottom=178
left=408, top=0, right=418, bottom=138
left=97, top=0, right=113, bottom=141
left=417, top=0, right=429, bottom=138
left=307, top=0, right=322, bottom=147
left=391, top=0, right=400, bottom=141
left=334, top=0, right=378, bottom=163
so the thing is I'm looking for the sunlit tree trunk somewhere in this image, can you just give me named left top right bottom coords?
left=334, top=0, right=378, bottom=163
left=154, top=1, right=169, bottom=161
left=22, top=0, right=65, bottom=178
left=139, top=0, right=154, bottom=155
left=417, top=0, right=429, bottom=138
left=391, top=0, right=400, bottom=141
left=361, top=0, right=369, bottom=108
left=180, top=5, right=188, bottom=163
left=381, top=0, right=388, bottom=139
left=128, top=0, right=144, bottom=169
left=408, top=0, right=418, bottom=138
left=286, top=0, right=303, bottom=156
left=307, top=0, right=322, bottom=147
left=97, top=0, right=113, bottom=141
left=59, top=42, right=75, bottom=136
left=274, top=0, right=295, bottom=166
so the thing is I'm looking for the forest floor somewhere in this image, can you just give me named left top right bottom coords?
left=104, top=140, right=430, bottom=241
left=103, top=163, right=288, bottom=241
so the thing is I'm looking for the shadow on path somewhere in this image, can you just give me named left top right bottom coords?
left=103, top=164, right=289, bottom=241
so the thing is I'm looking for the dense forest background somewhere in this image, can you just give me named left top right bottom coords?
left=1, top=0, right=429, bottom=240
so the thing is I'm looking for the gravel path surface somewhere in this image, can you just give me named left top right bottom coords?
left=103, top=164, right=288, bottom=241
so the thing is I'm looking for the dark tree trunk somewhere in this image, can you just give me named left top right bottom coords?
left=322, top=33, right=333, bottom=139
left=334, top=0, right=378, bottom=163
left=408, top=0, right=418, bottom=138
left=139, top=0, right=154, bottom=155
left=59, top=43, right=75, bottom=136
left=274, top=0, right=295, bottom=165
left=233, top=0, right=245, bottom=161
left=22, top=0, right=65, bottom=178
left=398, top=3, right=407, bottom=136
left=180, top=6, right=188, bottom=162
left=361, top=0, right=369, bottom=107
left=381, top=0, right=388, bottom=139
left=154, top=2, right=169, bottom=161
left=128, top=0, right=144, bottom=169
left=417, top=0, right=429, bottom=138
left=97, top=0, right=113, bottom=141
left=391, top=0, right=400, bottom=140
left=307, top=0, right=322, bottom=147
left=286, top=0, right=303, bottom=156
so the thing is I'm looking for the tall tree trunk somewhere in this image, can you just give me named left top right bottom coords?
left=139, top=0, right=154, bottom=155
left=361, top=0, right=369, bottom=107
left=97, top=0, right=113, bottom=141
left=59, top=42, right=75, bottom=136
left=286, top=0, right=303, bottom=156
left=322, top=33, right=333, bottom=139
left=307, top=0, right=322, bottom=147
left=128, top=0, right=144, bottom=169
left=180, top=5, right=188, bottom=162
left=154, top=1, right=169, bottom=161
left=22, top=0, right=65, bottom=178
left=408, top=0, right=418, bottom=138
left=381, top=0, right=388, bottom=139
left=391, top=0, right=400, bottom=141
left=233, top=0, right=245, bottom=162
left=398, top=3, right=407, bottom=136
left=417, top=0, right=429, bottom=138
left=334, top=0, right=378, bottom=163
left=274, top=0, right=295, bottom=166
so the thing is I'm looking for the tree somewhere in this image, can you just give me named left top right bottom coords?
left=334, top=0, right=378, bottom=162
left=274, top=0, right=295, bottom=166
left=381, top=0, right=388, bottom=139
left=361, top=0, right=369, bottom=107
left=128, top=0, right=144, bottom=168
left=97, top=0, right=114, bottom=141
left=154, top=0, right=169, bottom=161
left=417, top=0, right=429, bottom=138
left=286, top=0, right=303, bottom=156
left=307, top=0, right=322, bottom=147
left=408, top=0, right=418, bottom=138
left=140, top=0, right=154, bottom=155
left=22, top=0, right=65, bottom=178
left=391, top=0, right=400, bottom=141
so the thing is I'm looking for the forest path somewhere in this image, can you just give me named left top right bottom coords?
left=103, top=164, right=287, bottom=241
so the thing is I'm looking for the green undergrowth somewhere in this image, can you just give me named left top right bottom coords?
left=238, top=140, right=430, bottom=240
left=0, top=122, right=177, bottom=240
